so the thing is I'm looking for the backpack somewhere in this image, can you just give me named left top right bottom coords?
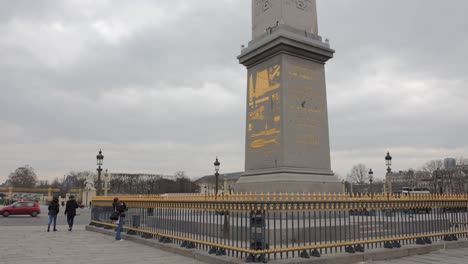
left=118, top=202, right=127, bottom=212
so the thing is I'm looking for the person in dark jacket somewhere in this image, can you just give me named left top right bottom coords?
left=47, top=196, right=60, bottom=232
left=113, top=197, right=127, bottom=241
left=64, top=195, right=79, bottom=231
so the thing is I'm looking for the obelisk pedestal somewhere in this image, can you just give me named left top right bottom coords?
left=236, top=0, right=341, bottom=193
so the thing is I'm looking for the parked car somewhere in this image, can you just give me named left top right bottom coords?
left=0, top=201, right=41, bottom=217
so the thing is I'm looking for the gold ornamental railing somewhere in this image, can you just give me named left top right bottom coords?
left=90, top=193, right=468, bottom=262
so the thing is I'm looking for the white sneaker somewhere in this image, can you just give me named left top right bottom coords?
left=117, top=239, right=124, bottom=241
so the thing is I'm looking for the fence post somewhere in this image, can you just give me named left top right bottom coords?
left=246, top=209, right=266, bottom=263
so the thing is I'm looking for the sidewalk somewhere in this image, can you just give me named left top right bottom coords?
left=2, top=224, right=467, bottom=264
left=0, top=225, right=205, bottom=264
left=371, top=247, right=468, bottom=264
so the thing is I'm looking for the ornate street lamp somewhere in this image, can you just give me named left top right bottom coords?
left=96, top=149, right=104, bottom=196
left=214, top=157, right=220, bottom=198
left=436, top=168, right=443, bottom=194
left=384, top=151, right=392, bottom=194
left=385, top=152, right=392, bottom=173
left=103, top=169, right=110, bottom=196
left=368, top=168, right=374, bottom=194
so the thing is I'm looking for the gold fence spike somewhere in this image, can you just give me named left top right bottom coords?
left=307, top=192, right=311, bottom=201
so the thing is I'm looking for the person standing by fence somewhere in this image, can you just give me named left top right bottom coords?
left=112, top=197, right=127, bottom=241
left=64, top=195, right=79, bottom=231
left=47, top=196, right=60, bottom=232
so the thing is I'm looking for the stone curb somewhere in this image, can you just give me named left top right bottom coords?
left=86, top=226, right=468, bottom=264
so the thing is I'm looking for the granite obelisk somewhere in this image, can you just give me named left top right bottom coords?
left=236, top=0, right=341, bottom=193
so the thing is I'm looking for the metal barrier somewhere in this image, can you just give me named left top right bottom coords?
left=90, top=193, right=468, bottom=262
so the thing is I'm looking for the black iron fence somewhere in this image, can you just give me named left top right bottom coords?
left=90, top=193, right=468, bottom=262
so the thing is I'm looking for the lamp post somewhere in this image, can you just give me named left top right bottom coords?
left=103, top=169, right=110, bottom=196
left=385, top=152, right=392, bottom=173
left=214, top=157, right=220, bottom=198
left=96, top=149, right=104, bottom=196
left=368, top=168, right=374, bottom=196
left=385, top=151, right=392, bottom=193
left=435, top=168, right=443, bottom=194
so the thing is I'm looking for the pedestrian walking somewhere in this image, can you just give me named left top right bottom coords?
left=64, top=195, right=79, bottom=231
left=112, top=197, right=127, bottom=241
left=47, top=196, right=60, bottom=232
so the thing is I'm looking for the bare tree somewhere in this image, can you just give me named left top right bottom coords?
left=457, top=156, right=468, bottom=165
left=8, top=165, right=38, bottom=188
left=422, top=160, right=443, bottom=173
left=348, top=164, right=368, bottom=185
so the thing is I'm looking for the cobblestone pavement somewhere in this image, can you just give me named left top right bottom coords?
left=0, top=225, right=205, bottom=264
left=369, top=247, right=468, bottom=264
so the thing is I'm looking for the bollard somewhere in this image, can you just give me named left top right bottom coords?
left=147, top=208, right=154, bottom=216
left=127, top=215, right=140, bottom=235
left=246, top=210, right=267, bottom=262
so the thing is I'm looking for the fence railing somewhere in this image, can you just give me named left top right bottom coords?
left=90, top=193, right=468, bottom=262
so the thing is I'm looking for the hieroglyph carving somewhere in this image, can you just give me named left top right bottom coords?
left=293, top=0, right=312, bottom=11
left=256, top=0, right=272, bottom=14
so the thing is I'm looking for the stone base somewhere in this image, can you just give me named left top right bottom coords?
left=235, top=167, right=343, bottom=193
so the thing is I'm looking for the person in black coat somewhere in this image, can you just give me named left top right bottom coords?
left=64, top=195, right=79, bottom=231
left=47, top=197, right=60, bottom=232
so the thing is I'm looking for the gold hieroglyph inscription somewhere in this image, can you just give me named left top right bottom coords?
left=287, top=63, right=322, bottom=147
left=248, top=64, right=280, bottom=106
left=272, top=93, right=280, bottom=102
left=288, top=71, right=316, bottom=81
left=249, top=105, right=265, bottom=121
left=251, top=138, right=279, bottom=149
left=251, top=128, right=280, bottom=138
left=296, top=133, right=319, bottom=145
left=247, top=64, right=282, bottom=150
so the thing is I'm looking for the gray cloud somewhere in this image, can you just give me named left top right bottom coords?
left=1, top=0, right=467, bottom=183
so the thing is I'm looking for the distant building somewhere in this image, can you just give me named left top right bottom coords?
left=444, top=158, right=457, bottom=169
left=433, top=165, right=468, bottom=194
left=386, top=170, right=432, bottom=193
left=194, top=172, right=242, bottom=195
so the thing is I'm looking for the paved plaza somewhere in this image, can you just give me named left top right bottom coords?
left=1, top=204, right=467, bottom=264
left=0, top=204, right=204, bottom=264
left=371, top=248, right=468, bottom=264
left=0, top=225, right=204, bottom=264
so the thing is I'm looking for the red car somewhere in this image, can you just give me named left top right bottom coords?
left=0, top=201, right=41, bottom=217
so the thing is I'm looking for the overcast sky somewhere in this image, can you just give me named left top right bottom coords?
left=1, top=0, right=467, bottom=183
